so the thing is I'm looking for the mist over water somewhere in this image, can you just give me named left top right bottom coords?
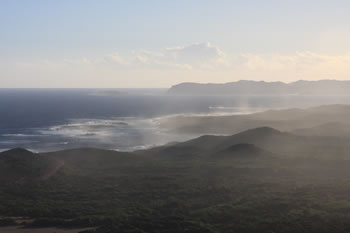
left=2, top=88, right=350, bottom=152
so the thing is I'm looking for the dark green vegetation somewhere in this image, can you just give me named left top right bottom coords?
left=3, top=124, right=350, bottom=232
left=0, top=148, right=62, bottom=183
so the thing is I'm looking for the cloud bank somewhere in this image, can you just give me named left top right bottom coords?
left=1, top=42, right=350, bottom=87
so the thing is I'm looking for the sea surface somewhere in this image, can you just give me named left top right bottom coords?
left=1, top=88, right=350, bottom=152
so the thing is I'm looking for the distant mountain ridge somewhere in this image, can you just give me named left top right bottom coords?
left=168, top=80, right=350, bottom=95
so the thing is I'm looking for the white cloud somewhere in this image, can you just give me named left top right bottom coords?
left=104, top=42, right=227, bottom=69
left=162, top=42, right=226, bottom=67
left=105, top=53, right=130, bottom=65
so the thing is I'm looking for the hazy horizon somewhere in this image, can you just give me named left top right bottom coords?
left=1, top=79, right=350, bottom=89
left=2, top=1, right=350, bottom=88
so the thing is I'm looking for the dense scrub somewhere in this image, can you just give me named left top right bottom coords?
left=2, top=152, right=350, bottom=233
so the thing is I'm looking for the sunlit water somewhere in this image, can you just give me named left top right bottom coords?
left=1, top=88, right=350, bottom=152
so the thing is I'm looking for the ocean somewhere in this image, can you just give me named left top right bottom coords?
left=1, top=88, right=350, bottom=152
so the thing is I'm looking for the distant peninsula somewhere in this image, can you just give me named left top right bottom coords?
left=168, top=80, right=350, bottom=95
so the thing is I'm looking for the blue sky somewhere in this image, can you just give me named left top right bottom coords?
left=1, top=0, right=350, bottom=87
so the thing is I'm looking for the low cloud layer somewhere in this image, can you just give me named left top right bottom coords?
left=1, top=43, right=350, bottom=87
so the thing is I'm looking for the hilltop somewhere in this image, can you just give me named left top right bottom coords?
left=0, top=148, right=62, bottom=182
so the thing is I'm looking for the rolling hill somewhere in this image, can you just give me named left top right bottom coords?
left=3, top=125, right=350, bottom=233
left=158, top=104, right=350, bottom=134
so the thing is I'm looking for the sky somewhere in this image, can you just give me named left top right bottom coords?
left=1, top=0, right=350, bottom=88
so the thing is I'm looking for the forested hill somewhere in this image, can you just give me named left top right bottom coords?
left=3, top=126, right=350, bottom=233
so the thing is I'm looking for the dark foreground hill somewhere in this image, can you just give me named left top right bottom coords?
left=211, top=143, right=274, bottom=160
left=0, top=148, right=62, bottom=182
left=3, top=127, right=350, bottom=233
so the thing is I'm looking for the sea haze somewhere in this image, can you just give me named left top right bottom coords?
left=2, top=88, right=350, bottom=152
